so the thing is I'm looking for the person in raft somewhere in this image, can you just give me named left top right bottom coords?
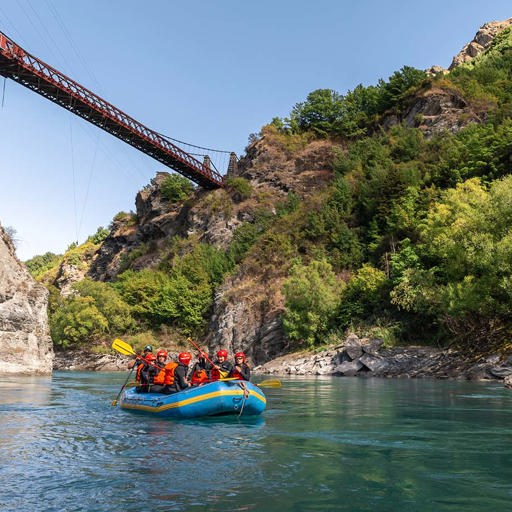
left=211, top=349, right=233, bottom=380
left=165, top=352, right=192, bottom=393
left=132, top=346, right=154, bottom=385
left=128, top=344, right=153, bottom=370
left=190, top=349, right=213, bottom=385
left=146, top=349, right=176, bottom=393
left=137, top=353, right=157, bottom=392
left=229, top=351, right=251, bottom=381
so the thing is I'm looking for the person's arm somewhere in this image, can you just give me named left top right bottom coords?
left=240, top=364, right=251, bottom=381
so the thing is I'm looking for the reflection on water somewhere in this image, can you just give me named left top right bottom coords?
left=1, top=372, right=512, bottom=511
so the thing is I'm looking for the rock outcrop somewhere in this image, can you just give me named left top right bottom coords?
left=381, top=85, right=485, bottom=138
left=86, top=137, right=337, bottom=365
left=0, top=225, right=53, bottom=374
left=450, top=18, right=512, bottom=69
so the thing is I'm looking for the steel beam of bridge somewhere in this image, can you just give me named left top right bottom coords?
left=0, top=31, right=224, bottom=189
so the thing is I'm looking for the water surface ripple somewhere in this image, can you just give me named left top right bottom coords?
left=1, top=372, right=512, bottom=511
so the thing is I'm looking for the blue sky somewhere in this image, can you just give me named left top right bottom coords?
left=0, top=0, right=511, bottom=260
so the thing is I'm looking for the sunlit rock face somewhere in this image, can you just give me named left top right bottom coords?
left=0, top=225, right=53, bottom=374
left=450, top=18, right=512, bottom=69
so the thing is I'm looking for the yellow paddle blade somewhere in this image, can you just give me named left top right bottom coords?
left=112, top=338, right=136, bottom=356
left=257, top=379, right=282, bottom=388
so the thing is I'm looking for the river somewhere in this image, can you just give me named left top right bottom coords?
left=1, top=372, right=511, bottom=511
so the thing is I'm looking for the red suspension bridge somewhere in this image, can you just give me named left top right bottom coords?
left=0, top=30, right=231, bottom=190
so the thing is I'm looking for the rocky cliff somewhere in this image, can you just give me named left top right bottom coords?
left=0, top=225, right=53, bottom=374
left=449, top=18, right=512, bottom=69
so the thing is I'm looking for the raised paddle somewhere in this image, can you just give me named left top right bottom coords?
left=187, top=337, right=217, bottom=368
left=187, top=338, right=281, bottom=388
left=111, top=338, right=163, bottom=371
left=112, top=338, right=137, bottom=357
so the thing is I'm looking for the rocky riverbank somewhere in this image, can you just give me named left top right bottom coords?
left=253, top=334, right=512, bottom=384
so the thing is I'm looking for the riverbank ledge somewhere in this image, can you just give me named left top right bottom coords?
left=253, top=334, right=512, bottom=382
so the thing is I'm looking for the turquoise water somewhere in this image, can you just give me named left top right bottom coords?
left=1, top=372, right=512, bottom=511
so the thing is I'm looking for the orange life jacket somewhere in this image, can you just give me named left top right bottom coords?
left=135, top=362, right=145, bottom=382
left=191, top=368, right=209, bottom=384
left=163, top=362, right=179, bottom=385
left=152, top=363, right=166, bottom=385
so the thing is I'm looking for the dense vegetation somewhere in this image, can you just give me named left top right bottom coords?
left=25, top=27, right=512, bottom=354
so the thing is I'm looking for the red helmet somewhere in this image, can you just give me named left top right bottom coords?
left=145, top=353, right=157, bottom=361
left=235, top=351, right=246, bottom=362
left=217, top=349, right=228, bottom=358
left=198, top=349, right=209, bottom=359
left=178, top=352, right=192, bottom=365
left=156, top=349, right=168, bottom=358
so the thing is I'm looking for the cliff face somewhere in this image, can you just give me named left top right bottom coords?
left=204, top=137, right=336, bottom=363
left=0, top=226, right=53, bottom=374
left=381, top=18, right=512, bottom=138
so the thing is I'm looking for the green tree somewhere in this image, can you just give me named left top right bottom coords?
left=376, top=66, right=428, bottom=112
left=114, top=268, right=213, bottom=334
left=50, top=296, right=108, bottom=348
left=289, top=89, right=344, bottom=136
left=87, top=226, right=110, bottom=244
left=336, top=265, right=389, bottom=328
left=25, top=252, right=61, bottom=278
left=282, top=259, right=342, bottom=346
left=72, top=278, right=135, bottom=332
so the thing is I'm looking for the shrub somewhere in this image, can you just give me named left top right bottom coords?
left=87, top=226, right=110, bottom=244
left=225, top=177, right=253, bottom=201
left=282, top=259, right=342, bottom=347
left=160, top=174, right=194, bottom=202
left=25, top=252, right=61, bottom=279
left=50, top=296, right=108, bottom=348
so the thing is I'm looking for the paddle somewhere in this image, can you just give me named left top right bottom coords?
left=111, top=338, right=162, bottom=371
left=187, top=338, right=281, bottom=388
left=112, top=338, right=137, bottom=357
left=187, top=337, right=217, bottom=368
left=110, top=339, right=160, bottom=405
left=111, top=366, right=135, bottom=406
left=187, top=337, right=231, bottom=378
left=256, top=379, right=282, bottom=388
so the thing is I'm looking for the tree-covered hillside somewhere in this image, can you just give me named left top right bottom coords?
left=27, top=26, right=512, bottom=357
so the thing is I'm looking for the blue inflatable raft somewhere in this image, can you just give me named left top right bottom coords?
left=119, top=380, right=266, bottom=418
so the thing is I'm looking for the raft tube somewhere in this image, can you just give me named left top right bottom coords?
left=119, top=380, right=266, bottom=418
